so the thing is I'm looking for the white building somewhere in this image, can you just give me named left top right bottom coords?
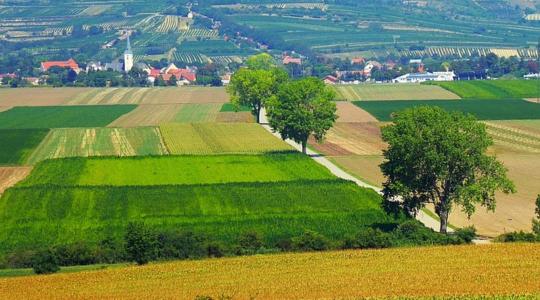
left=124, top=36, right=134, bottom=73
left=393, top=71, right=455, bottom=83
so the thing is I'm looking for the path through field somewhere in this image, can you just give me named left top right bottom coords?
left=0, top=167, right=31, bottom=194
left=260, top=109, right=442, bottom=232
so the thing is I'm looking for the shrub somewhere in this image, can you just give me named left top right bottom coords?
left=157, top=231, right=207, bottom=259
left=206, top=242, right=225, bottom=258
left=496, top=231, right=537, bottom=243
left=454, top=226, right=477, bottom=244
left=124, top=222, right=155, bottom=265
left=343, top=228, right=392, bottom=249
left=32, top=249, right=60, bottom=275
left=291, top=230, right=329, bottom=251
left=54, top=242, right=96, bottom=266
left=533, top=220, right=540, bottom=237
left=4, top=250, right=36, bottom=268
left=236, top=231, right=264, bottom=255
left=95, top=237, right=126, bottom=264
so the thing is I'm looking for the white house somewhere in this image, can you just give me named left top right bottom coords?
left=393, top=71, right=455, bottom=83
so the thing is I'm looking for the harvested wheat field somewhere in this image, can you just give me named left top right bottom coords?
left=449, top=153, right=540, bottom=236
left=141, top=87, right=229, bottom=104
left=335, top=101, right=378, bottom=122
left=310, top=122, right=386, bottom=156
left=1, top=244, right=539, bottom=299
left=0, top=167, right=31, bottom=194
left=0, top=107, right=12, bottom=113
left=0, top=88, right=89, bottom=106
left=485, top=120, right=540, bottom=154
left=109, top=104, right=183, bottom=127
left=334, top=84, right=460, bottom=101
left=330, top=155, right=385, bottom=187
left=26, top=127, right=168, bottom=164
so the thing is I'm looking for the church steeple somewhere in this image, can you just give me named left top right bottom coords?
left=124, top=34, right=134, bottom=72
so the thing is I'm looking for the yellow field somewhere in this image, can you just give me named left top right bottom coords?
left=108, top=104, right=184, bottom=127
left=1, top=244, right=539, bottom=299
left=0, top=87, right=229, bottom=106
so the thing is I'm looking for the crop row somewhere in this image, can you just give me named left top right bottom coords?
left=172, top=52, right=211, bottom=64
left=179, top=28, right=219, bottom=39
left=399, top=47, right=538, bottom=59
left=156, top=15, right=191, bottom=33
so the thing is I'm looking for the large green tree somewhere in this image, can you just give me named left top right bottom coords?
left=227, top=55, right=288, bottom=123
left=266, top=77, right=337, bottom=154
left=380, top=106, right=515, bottom=233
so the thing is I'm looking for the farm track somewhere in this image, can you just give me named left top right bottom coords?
left=0, top=167, right=31, bottom=194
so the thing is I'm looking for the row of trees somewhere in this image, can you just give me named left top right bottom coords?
left=229, top=54, right=521, bottom=234
left=227, top=53, right=338, bottom=153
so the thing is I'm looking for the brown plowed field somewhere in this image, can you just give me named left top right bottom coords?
left=0, top=88, right=88, bottom=106
left=310, top=122, right=386, bottom=156
left=0, top=167, right=31, bottom=194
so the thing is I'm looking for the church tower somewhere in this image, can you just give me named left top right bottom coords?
left=124, top=35, right=134, bottom=73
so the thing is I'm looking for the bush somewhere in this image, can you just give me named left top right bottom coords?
left=157, top=231, right=207, bottom=259
left=496, top=231, right=537, bottom=243
left=95, top=237, right=126, bottom=264
left=124, top=222, right=155, bottom=265
left=343, top=228, right=392, bottom=249
left=32, top=249, right=60, bottom=275
left=454, top=226, right=477, bottom=244
left=235, top=231, right=264, bottom=255
left=533, top=219, right=540, bottom=237
left=4, top=250, right=36, bottom=268
left=291, top=230, right=329, bottom=251
left=206, top=242, right=225, bottom=258
left=54, top=242, right=96, bottom=266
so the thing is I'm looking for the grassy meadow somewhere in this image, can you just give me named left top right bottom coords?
left=354, top=99, right=540, bottom=121
left=160, top=123, right=292, bottom=154
left=429, top=80, right=539, bottom=99
left=1, top=244, right=539, bottom=299
left=0, top=105, right=136, bottom=129
left=0, top=129, right=49, bottom=165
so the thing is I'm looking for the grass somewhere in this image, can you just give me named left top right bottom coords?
left=353, top=99, right=540, bottom=121
left=0, top=105, right=136, bottom=129
left=0, top=263, right=127, bottom=278
left=220, top=103, right=251, bottom=112
left=0, top=129, right=49, bottom=165
left=26, top=127, right=168, bottom=165
left=19, top=154, right=335, bottom=186
left=160, top=123, right=292, bottom=154
left=0, top=180, right=387, bottom=254
left=1, top=244, right=539, bottom=298
left=428, top=80, right=540, bottom=99
left=334, top=84, right=460, bottom=101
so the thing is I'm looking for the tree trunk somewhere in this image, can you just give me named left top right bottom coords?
left=255, top=107, right=260, bottom=124
left=301, top=140, right=307, bottom=154
left=439, top=209, right=449, bottom=234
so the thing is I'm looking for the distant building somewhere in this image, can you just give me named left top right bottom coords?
left=283, top=56, right=302, bottom=65
left=41, top=58, right=80, bottom=73
left=393, top=71, right=455, bottom=83
left=124, top=36, right=134, bottom=73
left=409, top=59, right=423, bottom=64
left=147, top=63, right=197, bottom=85
left=351, top=57, right=365, bottom=65
left=524, top=73, right=540, bottom=79
left=323, top=75, right=338, bottom=85
left=221, top=73, right=232, bottom=85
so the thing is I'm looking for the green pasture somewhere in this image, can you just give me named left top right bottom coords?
left=428, top=80, right=539, bottom=99
left=0, top=129, right=49, bottom=165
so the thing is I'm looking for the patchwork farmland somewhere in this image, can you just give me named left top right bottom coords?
left=334, top=84, right=460, bottom=101
left=0, top=129, right=49, bottom=165
left=429, top=80, right=540, bottom=99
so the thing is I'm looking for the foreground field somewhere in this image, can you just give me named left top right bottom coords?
left=160, top=123, right=292, bottom=154
left=0, top=87, right=229, bottom=106
left=26, top=127, right=168, bottom=165
left=430, top=80, right=538, bottom=99
left=1, top=244, right=538, bottom=299
left=354, top=99, right=540, bottom=121
left=334, top=84, right=460, bottom=101
left=0, top=105, right=136, bottom=129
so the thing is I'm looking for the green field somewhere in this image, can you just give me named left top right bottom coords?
left=428, top=80, right=539, bottom=99
left=20, top=154, right=334, bottom=186
left=220, top=103, right=251, bottom=112
left=160, top=123, right=292, bottom=154
left=334, top=84, right=460, bottom=101
left=0, top=129, right=49, bottom=165
left=354, top=99, right=540, bottom=121
left=0, top=180, right=387, bottom=253
left=26, top=127, right=168, bottom=165
left=0, top=105, right=136, bottom=129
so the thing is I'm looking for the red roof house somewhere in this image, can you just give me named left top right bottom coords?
left=41, top=58, right=80, bottom=73
left=167, top=68, right=196, bottom=82
left=283, top=56, right=302, bottom=65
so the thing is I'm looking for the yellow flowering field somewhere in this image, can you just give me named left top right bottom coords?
left=1, top=244, right=539, bottom=299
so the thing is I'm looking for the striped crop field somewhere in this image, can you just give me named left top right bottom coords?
left=1, top=244, right=539, bottom=299
left=108, top=104, right=183, bottom=127
left=26, top=127, right=168, bottom=164
left=334, top=84, right=460, bottom=101
left=429, top=80, right=539, bottom=99
left=160, top=123, right=292, bottom=154
left=485, top=120, right=540, bottom=154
